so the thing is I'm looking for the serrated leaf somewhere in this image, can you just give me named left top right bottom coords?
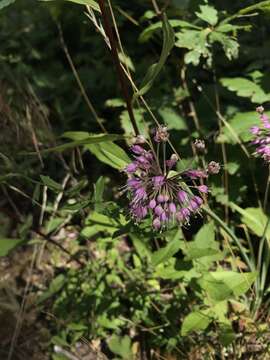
left=136, top=14, right=174, bottom=97
left=196, top=5, right=218, bottom=26
left=210, top=31, right=239, bottom=60
left=220, top=77, right=270, bottom=103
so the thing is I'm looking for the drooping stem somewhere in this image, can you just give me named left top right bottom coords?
left=97, top=0, right=139, bottom=136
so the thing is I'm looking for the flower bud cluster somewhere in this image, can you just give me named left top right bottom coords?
left=250, top=107, right=270, bottom=163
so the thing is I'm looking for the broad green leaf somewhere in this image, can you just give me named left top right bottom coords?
left=151, top=238, right=183, bottom=267
left=217, top=111, right=265, bottom=144
left=108, top=335, right=132, bottom=359
left=158, top=107, right=187, bottom=130
left=224, top=162, right=240, bottom=175
left=136, top=14, right=174, bottom=97
left=139, top=19, right=200, bottom=43
left=220, top=77, right=270, bottom=103
left=199, top=271, right=257, bottom=301
left=86, top=142, right=130, bottom=169
left=230, top=204, right=270, bottom=240
left=181, top=310, right=211, bottom=336
left=0, top=238, right=25, bottom=257
left=0, top=0, right=16, bottom=10
left=39, top=0, right=100, bottom=12
left=40, top=175, right=63, bottom=192
left=196, top=5, right=218, bottom=26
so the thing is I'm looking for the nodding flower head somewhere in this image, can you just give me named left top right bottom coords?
left=250, top=107, right=270, bottom=163
left=123, top=127, right=219, bottom=231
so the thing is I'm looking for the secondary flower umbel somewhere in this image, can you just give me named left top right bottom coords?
left=250, top=106, right=270, bottom=163
left=123, top=129, right=219, bottom=230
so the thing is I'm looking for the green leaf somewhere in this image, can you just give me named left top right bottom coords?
left=199, top=271, right=257, bottom=301
left=108, top=335, right=132, bottom=359
left=230, top=204, right=270, bottom=240
left=195, top=5, right=218, bottom=26
left=220, top=77, right=270, bottom=103
left=181, top=310, right=211, bottom=336
left=93, top=176, right=105, bottom=212
left=120, top=109, right=149, bottom=141
left=86, top=142, right=130, bottom=170
left=209, top=31, right=239, bottom=60
left=238, top=1, right=270, bottom=15
left=130, top=234, right=151, bottom=260
left=0, top=0, right=16, bottom=10
left=175, top=29, right=211, bottom=65
left=183, top=222, right=223, bottom=267
left=82, top=211, right=127, bottom=237
left=217, top=111, right=265, bottom=144
left=158, top=107, right=187, bottom=130
left=151, top=238, right=183, bottom=267
left=139, top=19, right=200, bottom=43
left=39, top=0, right=100, bottom=12
left=136, top=14, right=174, bottom=97
left=38, top=274, right=66, bottom=303
left=26, top=133, right=126, bottom=154
left=0, top=238, right=25, bottom=257
left=40, top=175, right=63, bottom=192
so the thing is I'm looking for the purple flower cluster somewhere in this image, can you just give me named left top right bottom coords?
left=123, top=128, right=220, bottom=230
left=250, top=107, right=270, bottom=163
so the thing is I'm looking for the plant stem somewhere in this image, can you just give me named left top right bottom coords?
left=97, top=0, right=139, bottom=136
left=263, top=166, right=270, bottom=211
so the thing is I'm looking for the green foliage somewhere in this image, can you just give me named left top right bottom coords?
left=136, top=14, right=175, bottom=97
left=1, top=0, right=270, bottom=358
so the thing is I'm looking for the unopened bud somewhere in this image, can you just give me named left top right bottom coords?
left=154, top=125, right=169, bottom=143
left=256, top=106, right=264, bottom=114
left=133, top=135, right=146, bottom=144
left=194, top=139, right=205, bottom=152
left=207, top=161, right=220, bottom=175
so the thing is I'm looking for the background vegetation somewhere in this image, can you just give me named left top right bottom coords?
left=1, top=0, right=270, bottom=359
